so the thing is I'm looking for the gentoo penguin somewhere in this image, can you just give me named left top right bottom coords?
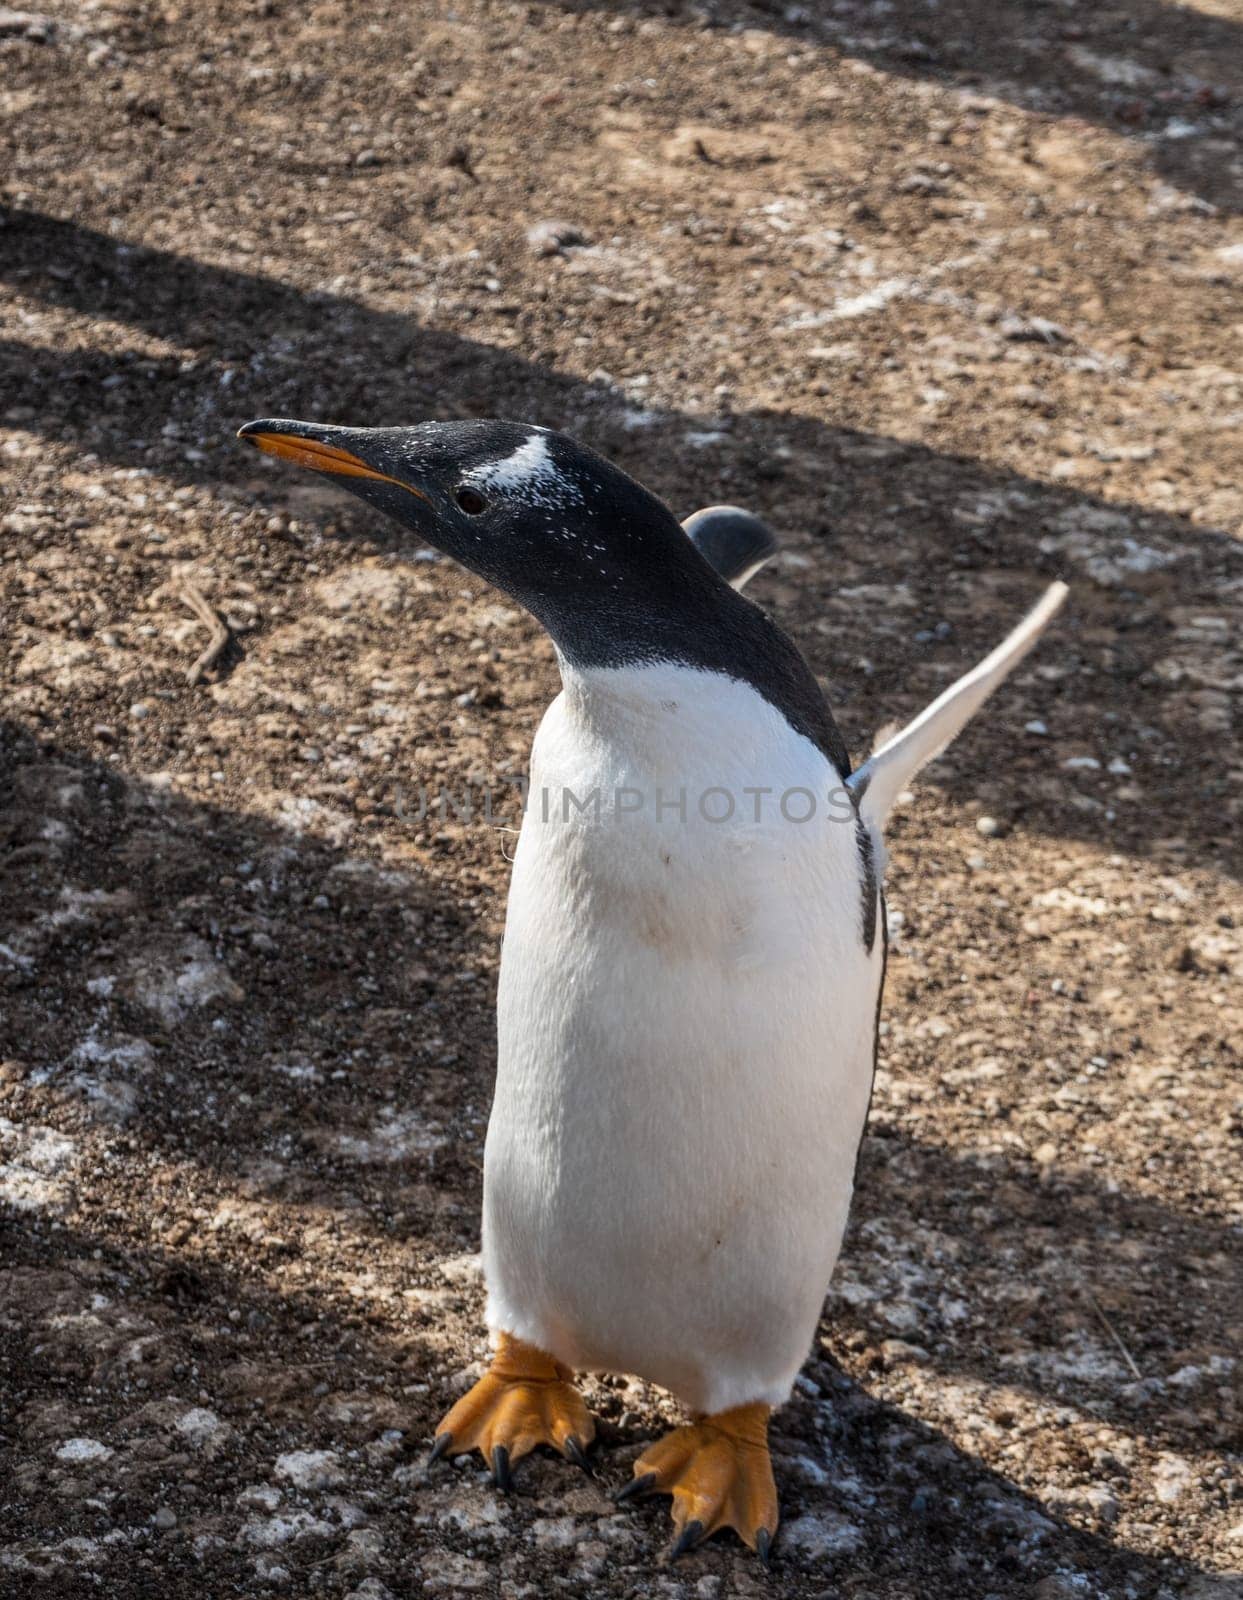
left=238, top=416, right=1067, bottom=1562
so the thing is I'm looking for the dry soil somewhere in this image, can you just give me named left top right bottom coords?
left=1, top=1, right=1241, bottom=1597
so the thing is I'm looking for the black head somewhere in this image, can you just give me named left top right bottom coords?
left=237, top=417, right=723, bottom=650
left=237, top=415, right=851, bottom=774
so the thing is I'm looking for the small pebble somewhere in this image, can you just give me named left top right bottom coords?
left=976, top=815, right=1001, bottom=837
left=0, top=9, right=55, bottom=41
left=129, top=702, right=150, bottom=720
left=1000, top=314, right=1068, bottom=344
left=526, top=219, right=590, bottom=257
left=55, top=1438, right=113, bottom=1463
left=881, top=1338, right=930, bottom=1365
left=154, top=1505, right=177, bottom=1530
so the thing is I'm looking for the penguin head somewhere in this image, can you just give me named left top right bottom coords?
left=238, top=415, right=847, bottom=765
left=237, top=417, right=721, bottom=654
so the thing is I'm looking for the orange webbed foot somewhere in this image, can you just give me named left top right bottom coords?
left=429, top=1332, right=595, bottom=1489
left=615, top=1401, right=778, bottom=1563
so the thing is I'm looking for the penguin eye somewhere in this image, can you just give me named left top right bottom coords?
left=455, top=486, right=488, bottom=516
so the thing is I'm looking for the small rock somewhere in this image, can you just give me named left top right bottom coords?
left=154, top=1505, right=177, bottom=1530
left=572, top=1541, right=609, bottom=1580
left=175, top=1407, right=222, bottom=1444
left=976, top=815, right=1001, bottom=837
left=1047, top=1483, right=1119, bottom=1524
left=129, top=702, right=150, bottom=720
left=526, top=219, right=590, bottom=257
left=128, top=937, right=243, bottom=1025
left=881, top=1338, right=930, bottom=1365
left=273, top=1449, right=343, bottom=1490
left=438, top=1251, right=483, bottom=1286
left=0, top=8, right=54, bottom=39
left=897, top=171, right=947, bottom=195
left=238, top=1484, right=282, bottom=1511
left=779, top=1510, right=862, bottom=1559
left=1025, top=719, right=1049, bottom=735
left=1082, top=1484, right=1119, bottom=1523
left=436, top=1496, right=506, bottom=1539
left=530, top=1516, right=581, bottom=1548
left=419, top=1550, right=490, bottom=1590
left=1000, top=314, right=1069, bottom=344
left=345, top=1583, right=396, bottom=1600
left=1152, top=1451, right=1194, bottom=1502
left=244, top=1510, right=333, bottom=1547
left=55, top=1438, right=113, bottom=1464
left=335, top=1526, right=386, bottom=1569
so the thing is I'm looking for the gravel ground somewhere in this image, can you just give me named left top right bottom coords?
left=1, top=1, right=1241, bottom=1596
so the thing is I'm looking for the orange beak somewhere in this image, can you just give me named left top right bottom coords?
left=239, top=429, right=431, bottom=505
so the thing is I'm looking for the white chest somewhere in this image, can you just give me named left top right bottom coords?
left=481, top=663, right=883, bottom=1412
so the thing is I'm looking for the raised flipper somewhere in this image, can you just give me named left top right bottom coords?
left=850, top=581, right=1069, bottom=832
left=682, top=505, right=778, bottom=591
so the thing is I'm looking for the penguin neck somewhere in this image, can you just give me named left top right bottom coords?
left=519, top=547, right=726, bottom=675
left=539, top=583, right=852, bottom=780
left=554, top=657, right=782, bottom=782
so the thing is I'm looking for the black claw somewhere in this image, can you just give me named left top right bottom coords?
left=491, top=1444, right=513, bottom=1493
left=563, top=1435, right=590, bottom=1472
left=756, top=1527, right=774, bottom=1570
left=427, top=1432, right=453, bottom=1466
left=613, top=1471, right=657, bottom=1505
left=670, top=1519, right=704, bottom=1562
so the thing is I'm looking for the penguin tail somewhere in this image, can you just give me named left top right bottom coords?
left=848, top=581, right=1069, bottom=831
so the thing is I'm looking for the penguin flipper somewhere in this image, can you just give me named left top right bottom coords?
left=849, top=581, right=1068, bottom=831
left=614, top=1402, right=777, bottom=1562
left=428, top=1332, right=595, bottom=1484
left=682, top=505, right=778, bottom=591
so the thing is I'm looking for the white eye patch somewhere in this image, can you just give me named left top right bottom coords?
left=467, top=433, right=585, bottom=508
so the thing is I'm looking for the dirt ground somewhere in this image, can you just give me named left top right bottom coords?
left=2, top=0, right=1242, bottom=1595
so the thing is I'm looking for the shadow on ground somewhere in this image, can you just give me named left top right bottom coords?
left=0, top=1196, right=1226, bottom=1597
left=539, top=0, right=1243, bottom=211
left=3, top=207, right=1240, bottom=886
left=3, top=698, right=1235, bottom=1445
